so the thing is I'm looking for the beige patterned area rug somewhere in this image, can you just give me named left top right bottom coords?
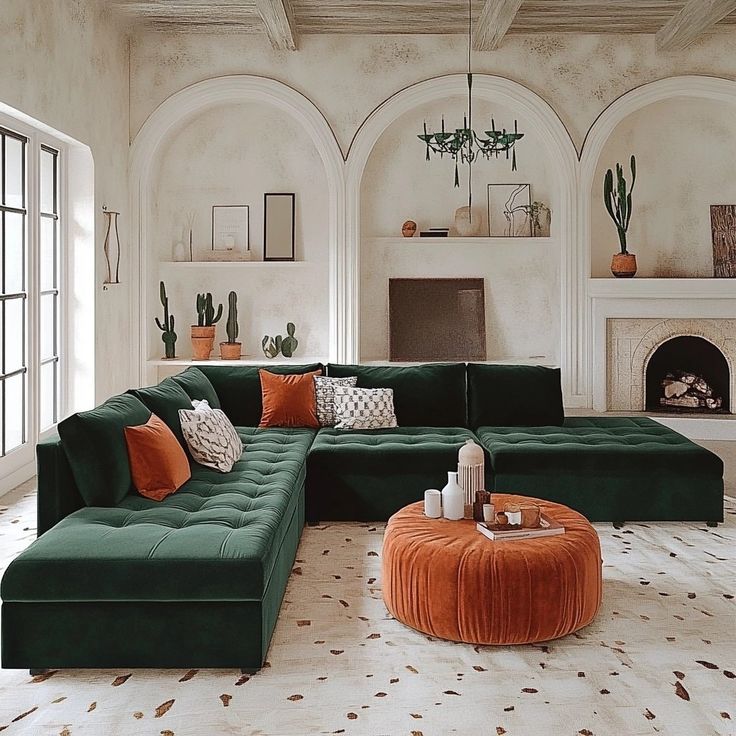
left=0, top=485, right=734, bottom=736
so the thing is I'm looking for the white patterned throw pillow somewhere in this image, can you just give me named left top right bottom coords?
left=333, top=386, right=398, bottom=430
left=178, top=407, right=243, bottom=472
left=314, top=375, right=358, bottom=427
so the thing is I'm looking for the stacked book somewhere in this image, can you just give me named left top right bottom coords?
left=477, top=514, right=565, bottom=541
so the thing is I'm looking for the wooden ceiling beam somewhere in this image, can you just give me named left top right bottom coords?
left=656, top=0, right=736, bottom=51
left=255, top=0, right=298, bottom=50
left=473, top=0, right=525, bottom=51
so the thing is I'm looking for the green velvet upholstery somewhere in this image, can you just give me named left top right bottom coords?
left=306, top=427, right=479, bottom=521
left=327, top=363, right=467, bottom=427
left=36, top=434, right=84, bottom=536
left=468, top=364, right=564, bottom=428
left=170, top=366, right=221, bottom=409
left=1, top=427, right=312, bottom=670
left=128, top=378, right=194, bottom=448
left=56, top=393, right=151, bottom=507
left=198, top=364, right=323, bottom=426
left=477, top=417, right=724, bottom=523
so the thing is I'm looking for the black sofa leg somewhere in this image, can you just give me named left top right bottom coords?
left=706, top=521, right=719, bottom=527
left=612, top=522, right=625, bottom=529
left=29, top=669, right=48, bottom=676
left=306, top=520, right=320, bottom=527
left=240, top=668, right=259, bottom=675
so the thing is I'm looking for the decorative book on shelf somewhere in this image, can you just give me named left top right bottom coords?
left=476, top=514, right=565, bottom=541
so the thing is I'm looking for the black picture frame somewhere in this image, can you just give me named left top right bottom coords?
left=487, top=183, right=531, bottom=237
left=263, top=193, right=295, bottom=262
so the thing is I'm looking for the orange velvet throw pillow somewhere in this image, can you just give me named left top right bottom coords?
left=259, top=369, right=322, bottom=428
left=124, top=414, right=191, bottom=501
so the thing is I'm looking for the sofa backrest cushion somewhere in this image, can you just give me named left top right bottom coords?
left=327, top=363, right=467, bottom=427
left=467, top=364, right=564, bottom=428
left=170, top=366, right=221, bottom=409
left=198, top=364, right=324, bottom=426
left=57, top=393, right=152, bottom=507
left=127, top=378, right=193, bottom=449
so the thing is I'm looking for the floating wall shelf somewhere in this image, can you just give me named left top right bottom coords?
left=159, top=261, right=307, bottom=269
left=366, top=237, right=554, bottom=246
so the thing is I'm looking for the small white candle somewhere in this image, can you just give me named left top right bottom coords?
left=424, top=489, right=441, bottom=518
left=482, top=503, right=495, bottom=523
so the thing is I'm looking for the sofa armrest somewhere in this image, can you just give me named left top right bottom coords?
left=36, top=433, right=84, bottom=536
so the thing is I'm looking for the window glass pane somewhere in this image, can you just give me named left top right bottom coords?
left=40, top=216, right=56, bottom=290
left=40, top=293, right=55, bottom=360
left=4, top=136, right=24, bottom=209
left=40, top=361, right=56, bottom=430
left=40, top=148, right=55, bottom=214
left=4, top=372, right=24, bottom=452
left=4, top=297, right=25, bottom=374
left=4, top=211, right=24, bottom=293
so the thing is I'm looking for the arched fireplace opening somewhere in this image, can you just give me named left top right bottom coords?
left=645, top=336, right=730, bottom=413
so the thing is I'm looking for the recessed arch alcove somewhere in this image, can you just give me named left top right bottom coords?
left=130, top=75, right=345, bottom=383
left=345, top=75, right=580, bottom=400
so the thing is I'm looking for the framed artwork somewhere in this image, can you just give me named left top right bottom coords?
left=264, top=193, right=295, bottom=261
left=487, top=184, right=531, bottom=237
left=212, top=205, right=249, bottom=253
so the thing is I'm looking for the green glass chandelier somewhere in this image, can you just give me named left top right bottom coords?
left=418, top=0, right=524, bottom=189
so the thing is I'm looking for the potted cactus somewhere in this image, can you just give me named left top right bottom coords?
left=604, top=154, right=637, bottom=277
left=155, top=281, right=177, bottom=359
left=220, top=291, right=242, bottom=360
left=191, top=292, right=223, bottom=360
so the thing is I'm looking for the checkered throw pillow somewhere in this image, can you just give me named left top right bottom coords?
left=314, top=375, right=358, bottom=427
left=333, top=386, right=398, bottom=430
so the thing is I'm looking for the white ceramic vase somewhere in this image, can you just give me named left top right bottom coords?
left=441, top=471, right=464, bottom=521
left=454, top=206, right=481, bottom=237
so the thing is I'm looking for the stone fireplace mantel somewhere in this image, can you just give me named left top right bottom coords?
left=589, top=278, right=736, bottom=412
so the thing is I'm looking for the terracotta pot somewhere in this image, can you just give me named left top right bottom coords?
left=219, top=342, right=242, bottom=360
left=191, top=325, right=216, bottom=360
left=611, top=252, right=637, bottom=278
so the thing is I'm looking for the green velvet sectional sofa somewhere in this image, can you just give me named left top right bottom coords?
left=1, top=362, right=724, bottom=672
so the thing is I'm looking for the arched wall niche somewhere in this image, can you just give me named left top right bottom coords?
left=345, top=75, right=582, bottom=402
left=129, top=75, right=345, bottom=384
left=580, top=75, right=736, bottom=404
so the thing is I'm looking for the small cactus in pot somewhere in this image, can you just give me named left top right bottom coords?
left=604, top=154, right=638, bottom=277
left=154, top=281, right=177, bottom=359
left=220, top=291, right=242, bottom=360
left=280, top=322, right=299, bottom=358
left=191, top=292, right=223, bottom=360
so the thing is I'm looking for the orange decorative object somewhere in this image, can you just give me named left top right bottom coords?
left=124, top=414, right=191, bottom=501
left=382, top=495, right=602, bottom=645
left=258, top=369, right=322, bottom=428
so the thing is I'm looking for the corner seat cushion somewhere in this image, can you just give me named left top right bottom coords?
left=476, top=417, right=724, bottom=521
left=306, top=427, right=480, bottom=521
left=170, top=366, right=221, bottom=409
left=327, top=363, right=467, bottom=427
left=57, top=393, right=152, bottom=507
left=198, top=364, right=324, bottom=427
left=1, top=428, right=315, bottom=603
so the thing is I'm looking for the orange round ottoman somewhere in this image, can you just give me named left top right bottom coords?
left=382, top=494, right=602, bottom=645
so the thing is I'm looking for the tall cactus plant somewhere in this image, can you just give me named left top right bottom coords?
left=195, top=292, right=223, bottom=327
left=225, top=291, right=239, bottom=344
left=604, top=154, right=637, bottom=254
left=154, top=281, right=177, bottom=359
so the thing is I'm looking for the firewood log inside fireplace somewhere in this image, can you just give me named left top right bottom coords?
left=660, top=370, right=722, bottom=409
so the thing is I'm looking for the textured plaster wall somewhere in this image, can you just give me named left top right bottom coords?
left=151, top=102, right=329, bottom=360
left=130, top=32, right=736, bottom=362
left=592, top=97, right=736, bottom=278
left=0, top=0, right=130, bottom=401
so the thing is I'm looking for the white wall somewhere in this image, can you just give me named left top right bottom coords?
left=150, top=102, right=329, bottom=360
left=360, top=96, right=559, bottom=362
left=0, top=0, right=131, bottom=402
left=591, top=97, right=736, bottom=278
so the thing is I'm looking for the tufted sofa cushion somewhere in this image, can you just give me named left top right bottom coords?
left=306, top=426, right=480, bottom=521
left=476, top=417, right=723, bottom=522
left=1, top=428, right=315, bottom=603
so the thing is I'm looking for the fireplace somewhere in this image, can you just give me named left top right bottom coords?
left=645, top=336, right=730, bottom=414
